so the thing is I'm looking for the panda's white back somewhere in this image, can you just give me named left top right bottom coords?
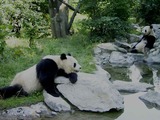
left=10, top=55, right=60, bottom=94
left=10, top=65, right=42, bottom=93
left=43, top=55, right=61, bottom=66
left=136, top=40, right=147, bottom=53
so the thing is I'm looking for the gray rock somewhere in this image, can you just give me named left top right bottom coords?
left=113, top=80, right=154, bottom=93
left=139, top=91, right=160, bottom=109
left=152, top=24, right=160, bottom=39
left=145, top=54, right=160, bottom=64
left=57, top=72, right=124, bottom=112
left=114, top=40, right=131, bottom=49
left=109, top=51, right=144, bottom=66
left=129, top=34, right=141, bottom=43
left=43, top=90, right=71, bottom=112
left=109, top=51, right=134, bottom=66
left=94, top=65, right=111, bottom=80
left=97, top=43, right=117, bottom=52
left=1, top=102, right=52, bottom=118
left=94, top=43, right=145, bottom=66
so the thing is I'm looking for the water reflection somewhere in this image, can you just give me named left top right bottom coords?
left=128, top=64, right=142, bottom=82
left=103, top=62, right=160, bottom=120
left=51, top=110, right=123, bottom=120
left=152, top=69, right=160, bottom=92
left=116, top=92, right=160, bottom=120
left=104, top=62, right=157, bottom=84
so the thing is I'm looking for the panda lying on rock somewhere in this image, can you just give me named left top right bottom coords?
left=130, top=25, right=156, bottom=54
left=0, top=53, right=81, bottom=99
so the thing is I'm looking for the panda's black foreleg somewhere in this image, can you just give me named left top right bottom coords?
left=0, top=84, right=28, bottom=99
left=40, top=81, right=60, bottom=97
left=68, top=73, right=78, bottom=84
left=36, top=58, right=61, bottom=97
left=57, top=69, right=78, bottom=84
left=130, top=49, right=138, bottom=53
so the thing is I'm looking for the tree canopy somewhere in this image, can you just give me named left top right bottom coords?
left=0, top=0, right=160, bottom=41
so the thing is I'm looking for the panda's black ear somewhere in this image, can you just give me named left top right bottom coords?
left=150, top=25, right=153, bottom=29
left=67, top=53, right=72, bottom=56
left=60, top=53, right=67, bottom=60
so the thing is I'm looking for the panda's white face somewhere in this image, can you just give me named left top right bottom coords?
left=142, top=25, right=155, bottom=36
left=43, top=54, right=81, bottom=74
left=62, top=55, right=81, bottom=74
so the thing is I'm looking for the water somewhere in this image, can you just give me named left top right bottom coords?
left=116, top=92, right=160, bottom=120
left=104, top=62, right=160, bottom=120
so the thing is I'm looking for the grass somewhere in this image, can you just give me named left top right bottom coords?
left=0, top=33, right=96, bottom=109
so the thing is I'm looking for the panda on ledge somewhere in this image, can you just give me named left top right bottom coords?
left=130, top=25, right=156, bottom=54
left=0, top=53, right=81, bottom=99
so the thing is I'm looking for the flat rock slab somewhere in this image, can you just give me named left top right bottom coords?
left=43, top=91, right=71, bottom=112
left=57, top=72, right=124, bottom=112
left=139, top=91, right=160, bottom=109
left=113, top=80, right=154, bottom=93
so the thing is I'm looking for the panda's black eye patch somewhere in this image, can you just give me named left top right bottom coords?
left=145, top=30, right=147, bottom=32
left=74, top=63, right=76, bottom=68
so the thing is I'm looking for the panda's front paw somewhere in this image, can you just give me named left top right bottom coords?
left=69, top=73, right=78, bottom=84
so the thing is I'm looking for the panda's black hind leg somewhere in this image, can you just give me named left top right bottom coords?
left=130, top=49, right=138, bottom=53
left=0, top=84, right=28, bottom=99
left=36, top=58, right=60, bottom=97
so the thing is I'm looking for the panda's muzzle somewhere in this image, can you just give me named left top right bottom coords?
left=74, top=70, right=79, bottom=72
left=74, top=66, right=81, bottom=72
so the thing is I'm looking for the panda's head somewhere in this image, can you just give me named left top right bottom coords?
left=142, top=25, right=155, bottom=36
left=60, top=53, right=81, bottom=74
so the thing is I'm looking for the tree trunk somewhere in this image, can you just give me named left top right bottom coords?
left=49, top=0, right=69, bottom=38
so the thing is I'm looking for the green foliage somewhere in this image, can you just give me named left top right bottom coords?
left=1, top=0, right=50, bottom=39
left=105, top=0, right=132, bottom=21
left=135, top=0, right=160, bottom=24
left=0, top=15, right=7, bottom=57
left=81, top=17, right=130, bottom=41
left=80, top=0, right=131, bottom=41
left=0, top=34, right=96, bottom=109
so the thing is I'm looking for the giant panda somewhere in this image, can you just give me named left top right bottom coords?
left=0, top=53, right=81, bottom=99
left=130, top=25, right=156, bottom=53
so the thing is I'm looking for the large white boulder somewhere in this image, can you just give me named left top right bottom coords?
left=56, top=72, right=124, bottom=112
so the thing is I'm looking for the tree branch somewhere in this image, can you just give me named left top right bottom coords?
left=68, top=1, right=81, bottom=32
left=58, top=0, right=80, bottom=13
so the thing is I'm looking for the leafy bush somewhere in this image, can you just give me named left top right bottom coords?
left=81, top=17, right=130, bottom=41
left=0, top=15, right=7, bottom=57
left=80, top=0, right=131, bottom=41
left=136, top=0, right=160, bottom=24
left=1, top=0, right=50, bottom=39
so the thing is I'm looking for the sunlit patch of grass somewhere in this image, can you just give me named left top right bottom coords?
left=5, top=36, right=29, bottom=48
